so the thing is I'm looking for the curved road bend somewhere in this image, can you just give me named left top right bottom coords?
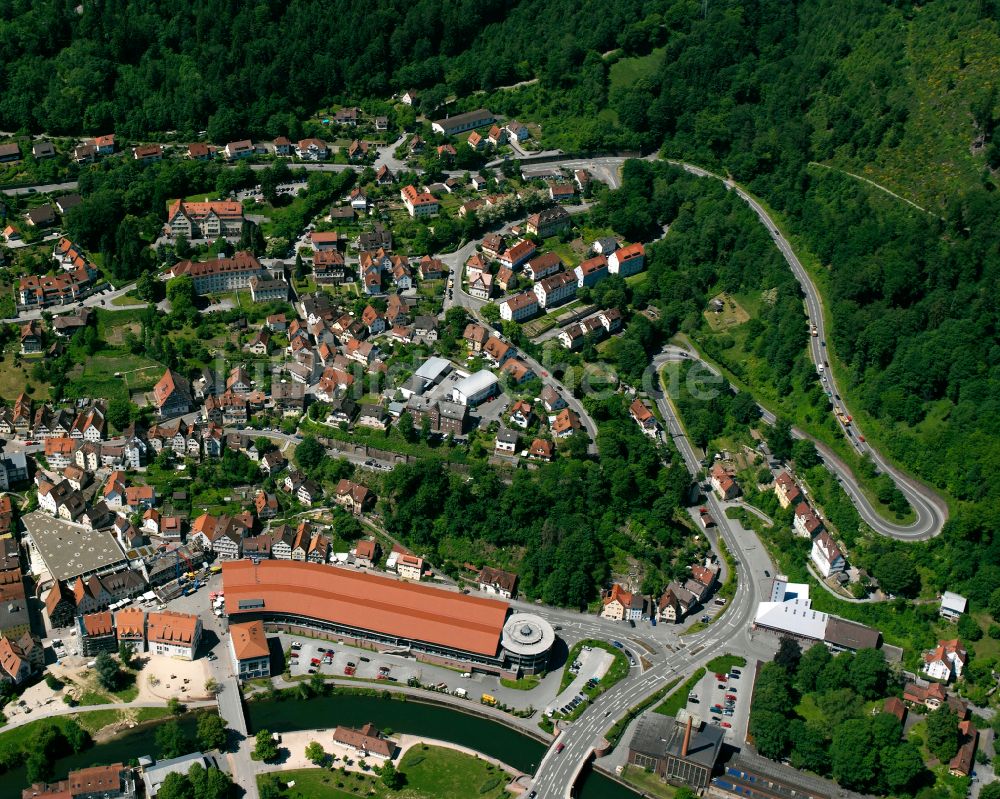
left=660, top=160, right=947, bottom=540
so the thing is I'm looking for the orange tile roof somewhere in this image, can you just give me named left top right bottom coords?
left=146, top=611, right=199, bottom=646
left=223, top=560, right=509, bottom=657
left=230, top=620, right=269, bottom=661
left=115, top=607, right=145, bottom=638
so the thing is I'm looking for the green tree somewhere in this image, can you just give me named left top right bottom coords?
left=989, top=587, right=1000, bottom=621
left=136, top=270, right=158, bottom=302
left=94, top=652, right=120, bottom=690
left=883, top=741, right=925, bottom=793
left=830, top=718, right=877, bottom=791
left=753, top=662, right=794, bottom=714
left=107, top=397, right=132, bottom=433
left=155, top=720, right=192, bottom=759
left=379, top=761, right=403, bottom=789
left=397, top=411, right=416, bottom=443
left=168, top=696, right=186, bottom=715
left=873, top=551, right=920, bottom=597
left=925, top=706, right=959, bottom=761
left=774, top=637, right=802, bottom=673
left=305, top=741, right=326, bottom=765
left=729, top=391, right=760, bottom=424
left=767, top=418, right=794, bottom=462
left=957, top=613, right=983, bottom=642
left=156, top=772, right=194, bottom=799
left=849, top=648, right=889, bottom=700
left=480, top=303, right=500, bottom=323
left=254, top=729, right=279, bottom=762
left=196, top=713, right=228, bottom=751
left=788, top=719, right=830, bottom=774
left=980, top=782, right=1000, bottom=799
left=167, top=274, right=196, bottom=317
left=750, top=709, right=790, bottom=759
left=295, top=435, right=325, bottom=470
left=259, top=774, right=283, bottom=799
left=117, top=641, right=134, bottom=669
left=791, top=439, right=820, bottom=469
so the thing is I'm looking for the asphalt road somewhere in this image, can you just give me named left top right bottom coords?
left=665, top=160, right=947, bottom=540
left=528, top=345, right=776, bottom=798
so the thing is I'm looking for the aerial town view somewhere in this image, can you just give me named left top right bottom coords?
left=0, top=3, right=998, bottom=799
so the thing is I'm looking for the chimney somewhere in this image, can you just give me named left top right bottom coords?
left=681, top=715, right=693, bottom=758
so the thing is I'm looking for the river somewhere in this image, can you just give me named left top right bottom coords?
left=3, top=695, right=641, bottom=799
left=247, top=692, right=640, bottom=799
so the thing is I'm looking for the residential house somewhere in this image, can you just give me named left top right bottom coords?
left=709, top=464, right=740, bottom=501
left=551, top=408, right=581, bottom=439
left=20, top=321, right=43, bottom=353
left=922, top=639, right=967, bottom=682
left=295, top=138, right=329, bottom=160
left=133, top=144, right=163, bottom=163
left=499, top=292, right=539, bottom=322
left=335, top=479, right=372, bottom=515
left=608, top=243, right=646, bottom=276
left=152, top=369, right=193, bottom=418
left=509, top=400, right=534, bottom=429
left=32, top=141, right=55, bottom=159
left=332, top=723, right=396, bottom=759
left=940, top=592, right=968, bottom=622
left=463, top=323, right=490, bottom=352
left=528, top=438, right=554, bottom=461
left=164, top=200, right=244, bottom=241
left=525, top=207, right=570, bottom=238
left=80, top=611, right=117, bottom=655
left=188, top=142, right=212, bottom=160
left=495, top=428, right=519, bottom=455
left=477, top=566, right=517, bottom=599
left=575, top=254, right=609, bottom=288
left=230, top=620, right=271, bottom=680
left=401, top=185, right=439, bottom=218
left=601, top=583, right=646, bottom=621
left=224, top=140, right=254, bottom=160
left=793, top=502, right=824, bottom=538
left=469, top=272, right=493, bottom=300
left=500, top=358, right=534, bottom=384
left=810, top=531, right=846, bottom=578
left=540, top=386, right=567, bottom=413
left=773, top=472, right=801, bottom=509
left=397, top=554, right=424, bottom=581
left=534, top=272, right=577, bottom=308
left=498, top=239, right=536, bottom=270
left=524, top=252, right=563, bottom=282
left=349, top=539, right=381, bottom=569
left=629, top=398, right=658, bottom=436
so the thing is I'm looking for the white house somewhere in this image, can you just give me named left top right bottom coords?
left=939, top=592, right=968, bottom=621
left=533, top=272, right=577, bottom=309
left=922, top=639, right=967, bottom=682
left=500, top=292, right=539, bottom=322
left=810, top=531, right=846, bottom=578
left=607, top=243, right=645, bottom=276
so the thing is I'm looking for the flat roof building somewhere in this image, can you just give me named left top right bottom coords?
left=21, top=511, right=128, bottom=586
left=451, top=370, right=500, bottom=406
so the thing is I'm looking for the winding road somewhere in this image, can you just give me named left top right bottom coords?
left=665, top=160, right=947, bottom=540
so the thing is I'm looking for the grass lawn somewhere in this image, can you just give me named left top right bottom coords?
left=499, top=675, right=540, bottom=691
left=65, top=349, right=164, bottom=403
left=609, top=46, right=667, bottom=91
left=655, top=667, right=706, bottom=717
left=704, top=654, right=747, bottom=674
left=793, top=694, right=825, bottom=724
left=0, top=352, right=48, bottom=401
left=622, top=764, right=676, bottom=799
left=111, top=291, right=143, bottom=306
left=259, top=744, right=511, bottom=798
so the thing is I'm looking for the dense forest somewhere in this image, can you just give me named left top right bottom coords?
left=0, top=0, right=656, bottom=138
left=380, top=396, right=693, bottom=608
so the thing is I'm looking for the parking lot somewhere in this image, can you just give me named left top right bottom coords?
left=545, top=645, right=614, bottom=716
left=285, top=636, right=420, bottom=685
left=686, top=663, right=752, bottom=743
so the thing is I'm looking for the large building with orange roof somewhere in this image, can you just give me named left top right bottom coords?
left=222, top=560, right=554, bottom=676
left=165, top=199, right=244, bottom=240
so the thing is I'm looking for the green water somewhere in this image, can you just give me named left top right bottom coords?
left=2, top=695, right=640, bottom=799
left=248, top=693, right=640, bottom=798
